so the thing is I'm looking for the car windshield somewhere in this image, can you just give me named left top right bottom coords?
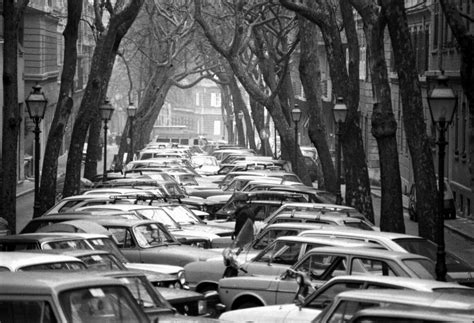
left=79, top=254, right=124, bottom=271
left=135, top=209, right=180, bottom=229
left=393, top=238, right=474, bottom=272
left=117, top=276, right=169, bottom=309
left=133, top=224, right=176, bottom=248
left=19, top=261, right=87, bottom=271
left=253, top=240, right=302, bottom=265
left=402, top=259, right=437, bottom=279
left=162, top=205, right=201, bottom=225
left=59, top=286, right=146, bottom=322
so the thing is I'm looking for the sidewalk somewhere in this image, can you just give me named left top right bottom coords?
left=371, top=186, right=474, bottom=242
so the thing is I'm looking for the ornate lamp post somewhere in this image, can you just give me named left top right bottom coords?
left=291, top=105, right=302, bottom=175
left=427, top=73, right=457, bottom=282
left=99, top=99, right=114, bottom=182
left=26, top=84, right=48, bottom=218
left=332, top=97, right=348, bottom=205
left=126, top=102, right=137, bottom=163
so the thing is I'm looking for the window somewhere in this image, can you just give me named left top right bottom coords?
left=195, top=93, right=200, bottom=106
left=211, top=92, right=221, bottom=107
left=327, top=300, right=379, bottom=323
left=252, top=229, right=298, bottom=250
left=107, top=228, right=136, bottom=248
left=306, top=282, right=363, bottom=309
left=0, top=300, right=57, bottom=323
left=350, top=258, right=397, bottom=276
left=297, top=254, right=347, bottom=279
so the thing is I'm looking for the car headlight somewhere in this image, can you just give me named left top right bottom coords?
left=197, top=300, right=208, bottom=316
left=178, top=270, right=187, bottom=286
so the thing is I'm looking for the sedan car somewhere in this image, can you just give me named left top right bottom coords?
left=298, top=228, right=474, bottom=286
left=218, top=246, right=440, bottom=310
left=0, top=272, right=150, bottom=322
left=184, top=235, right=377, bottom=294
left=218, top=275, right=474, bottom=322
left=91, top=218, right=220, bottom=266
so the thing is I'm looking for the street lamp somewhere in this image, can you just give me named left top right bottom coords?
left=427, top=73, right=457, bottom=282
left=291, top=105, right=302, bottom=175
left=127, top=102, right=137, bottom=163
left=333, top=97, right=348, bottom=205
left=26, top=83, right=48, bottom=218
left=99, top=98, right=114, bottom=182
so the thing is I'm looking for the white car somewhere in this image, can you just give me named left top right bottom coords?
left=219, top=275, right=473, bottom=322
left=297, top=228, right=474, bottom=286
left=217, top=246, right=440, bottom=310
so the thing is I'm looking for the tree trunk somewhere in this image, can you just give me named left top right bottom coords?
left=37, top=0, right=82, bottom=216
left=298, top=14, right=338, bottom=193
left=62, top=0, right=144, bottom=197
left=382, top=0, right=438, bottom=240
left=1, top=0, right=28, bottom=233
left=83, top=119, right=102, bottom=180
left=250, top=98, right=271, bottom=156
left=349, top=0, right=405, bottom=232
left=228, top=76, right=251, bottom=148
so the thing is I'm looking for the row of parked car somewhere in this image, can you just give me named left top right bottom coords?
left=1, top=143, right=474, bottom=322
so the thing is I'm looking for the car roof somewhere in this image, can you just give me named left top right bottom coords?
left=92, top=218, right=163, bottom=227
left=325, top=275, right=472, bottom=291
left=298, top=227, right=422, bottom=240
left=353, top=303, right=474, bottom=320
left=0, top=271, right=126, bottom=294
left=273, top=212, right=368, bottom=222
left=0, top=251, right=85, bottom=270
left=273, top=236, right=381, bottom=248
left=42, top=249, right=113, bottom=258
left=304, top=246, right=428, bottom=260
left=275, top=202, right=358, bottom=211
left=334, top=289, right=474, bottom=310
left=0, top=232, right=94, bottom=242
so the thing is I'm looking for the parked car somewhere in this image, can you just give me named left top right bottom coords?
left=217, top=246, right=439, bottom=310
left=298, top=228, right=474, bottom=286
left=74, top=204, right=231, bottom=248
left=184, top=235, right=377, bottom=295
left=408, top=179, right=456, bottom=221
left=0, top=251, right=87, bottom=271
left=0, top=272, right=150, bottom=322
left=313, top=289, right=474, bottom=323
left=349, top=302, right=474, bottom=322
left=264, top=202, right=372, bottom=226
left=218, top=275, right=474, bottom=322
left=90, top=218, right=221, bottom=266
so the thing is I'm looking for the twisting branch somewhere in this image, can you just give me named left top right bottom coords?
left=117, top=51, right=134, bottom=103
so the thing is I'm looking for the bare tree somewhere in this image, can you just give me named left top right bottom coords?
left=194, top=0, right=312, bottom=185
left=36, top=0, right=83, bottom=216
left=1, top=0, right=30, bottom=232
left=62, top=0, right=145, bottom=197
left=280, top=0, right=374, bottom=220
left=349, top=0, right=405, bottom=232
left=382, top=0, right=438, bottom=240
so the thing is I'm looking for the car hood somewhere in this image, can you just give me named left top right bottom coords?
left=219, top=304, right=321, bottom=323
left=181, top=224, right=234, bottom=237
left=156, top=287, right=203, bottom=303
left=184, top=258, right=226, bottom=286
left=125, top=262, right=182, bottom=275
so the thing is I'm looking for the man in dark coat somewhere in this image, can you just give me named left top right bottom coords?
left=233, top=197, right=255, bottom=240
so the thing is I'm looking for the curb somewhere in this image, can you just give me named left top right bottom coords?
left=16, top=187, right=35, bottom=199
